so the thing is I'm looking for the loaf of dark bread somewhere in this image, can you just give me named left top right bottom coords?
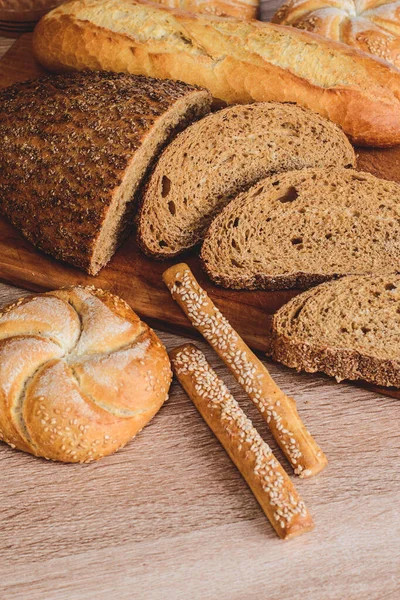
left=270, top=275, right=400, bottom=388
left=201, top=168, right=400, bottom=290
left=0, top=71, right=211, bottom=274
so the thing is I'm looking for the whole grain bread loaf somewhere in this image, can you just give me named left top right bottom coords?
left=33, top=0, right=400, bottom=146
left=0, top=71, right=211, bottom=274
left=201, top=168, right=400, bottom=290
left=137, top=102, right=355, bottom=258
left=270, top=275, right=400, bottom=388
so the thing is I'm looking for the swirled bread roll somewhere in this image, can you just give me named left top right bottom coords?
left=272, top=0, right=400, bottom=69
left=0, top=286, right=172, bottom=463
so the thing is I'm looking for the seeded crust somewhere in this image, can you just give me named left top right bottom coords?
left=170, top=344, right=314, bottom=540
left=270, top=275, right=400, bottom=388
left=0, top=285, right=172, bottom=462
left=201, top=168, right=400, bottom=291
left=0, top=71, right=211, bottom=274
left=163, top=263, right=328, bottom=477
left=137, top=102, right=355, bottom=258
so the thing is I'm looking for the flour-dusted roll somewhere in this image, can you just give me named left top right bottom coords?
left=0, top=286, right=172, bottom=462
left=0, top=71, right=211, bottom=274
left=272, top=0, right=400, bottom=69
left=33, top=0, right=400, bottom=146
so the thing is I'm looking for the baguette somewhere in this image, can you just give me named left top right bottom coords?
left=163, top=263, right=328, bottom=477
left=33, top=0, right=400, bottom=146
left=171, top=344, right=314, bottom=539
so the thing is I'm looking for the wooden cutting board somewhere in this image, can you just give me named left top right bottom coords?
left=0, top=34, right=399, bottom=399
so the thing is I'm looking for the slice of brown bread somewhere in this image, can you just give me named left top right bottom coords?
left=270, top=275, right=400, bottom=387
left=201, top=168, right=400, bottom=290
left=0, top=71, right=212, bottom=275
left=137, top=102, right=355, bottom=258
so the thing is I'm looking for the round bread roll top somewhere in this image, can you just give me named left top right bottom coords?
left=273, top=0, right=400, bottom=68
left=0, top=286, right=172, bottom=463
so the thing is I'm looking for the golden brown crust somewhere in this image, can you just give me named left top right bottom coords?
left=163, top=263, right=328, bottom=478
left=170, top=343, right=314, bottom=539
left=159, top=0, right=258, bottom=19
left=0, top=286, right=172, bottom=462
left=33, top=0, right=400, bottom=146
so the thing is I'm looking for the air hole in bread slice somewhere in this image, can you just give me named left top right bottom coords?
left=161, top=176, right=171, bottom=198
left=278, top=186, right=298, bottom=203
left=231, top=259, right=243, bottom=268
left=291, top=237, right=303, bottom=245
left=168, top=201, right=176, bottom=216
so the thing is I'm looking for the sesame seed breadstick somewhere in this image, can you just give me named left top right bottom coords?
left=170, top=344, right=314, bottom=539
left=163, top=263, right=327, bottom=478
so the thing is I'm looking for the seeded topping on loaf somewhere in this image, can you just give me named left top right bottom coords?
left=0, top=71, right=211, bottom=274
left=270, top=275, right=400, bottom=388
left=137, top=102, right=355, bottom=258
left=201, top=168, right=400, bottom=291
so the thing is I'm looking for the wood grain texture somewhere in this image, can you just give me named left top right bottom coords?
left=1, top=11, right=400, bottom=598
left=1, top=280, right=400, bottom=600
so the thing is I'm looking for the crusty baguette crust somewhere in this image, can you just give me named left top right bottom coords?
left=163, top=263, right=328, bottom=477
left=0, top=286, right=172, bottom=462
left=159, top=0, right=258, bottom=19
left=270, top=278, right=400, bottom=388
left=170, top=344, right=314, bottom=539
left=33, top=0, right=400, bottom=146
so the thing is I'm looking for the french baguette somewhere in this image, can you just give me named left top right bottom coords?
left=158, top=0, right=259, bottom=19
left=33, top=0, right=400, bottom=146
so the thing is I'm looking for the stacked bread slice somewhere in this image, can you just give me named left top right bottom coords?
left=137, top=102, right=355, bottom=258
left=270, top=275, right=400, bottom=388
left=201, top=168, right=400, bottom=290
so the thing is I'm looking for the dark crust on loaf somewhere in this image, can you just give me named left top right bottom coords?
left=0, top=70, right=209, bottom=273
left=201, top=268, right=346, bottom=291
left=271, top=332, right=400, bottom=388
left=270, top=277, right=400, bottom=388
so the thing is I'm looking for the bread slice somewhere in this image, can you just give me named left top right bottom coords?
left=201, top=168, right=400, bottom=290
left=270, top=275, right=400, bottom=387
left=0, top=71, right=211, bottom=274
left=137, top=102, right=355, bottom=258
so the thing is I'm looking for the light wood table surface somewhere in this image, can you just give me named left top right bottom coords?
left=1, top=24, right=400, bottom=600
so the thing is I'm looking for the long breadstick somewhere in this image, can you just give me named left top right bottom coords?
left=163, top=263, right=328, bottom=478
left=170, top=343, right=314, bottom=539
